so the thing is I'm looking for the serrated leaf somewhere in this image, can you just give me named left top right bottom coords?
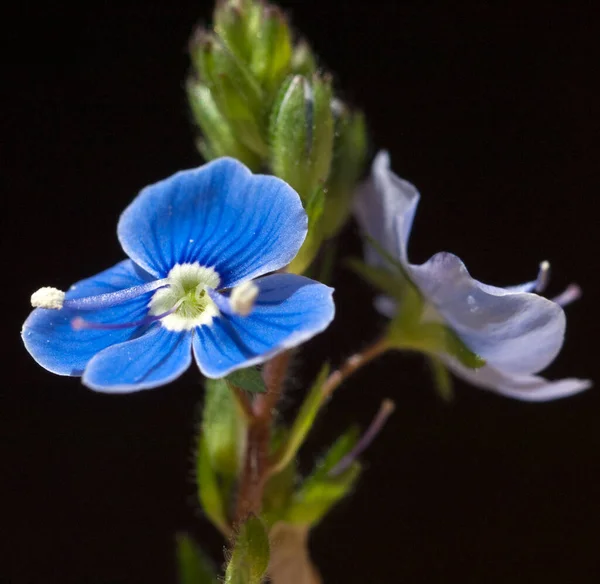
left=226, top=367, right=266, bottom=393
left=176, top=533, right=219, bottom=584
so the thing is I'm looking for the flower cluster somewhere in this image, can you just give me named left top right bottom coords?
left=354, top=151, right=590, bottom=401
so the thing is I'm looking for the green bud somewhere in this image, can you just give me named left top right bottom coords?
left=187, top=79, right=261, bottom=169
left=176, top=533, right=219, bottom=584
left=321, top=104, right=368, bottom=237
left=290, top=40, right=317, bottom=76
left=270, top=74, right=334, bottom=201
left=190, top=31, right=268, bottom=157
left=225, top=516, right=270, bottom=584
left=203, top=378, right=248, bottom=479
left=214, top=0, right=252, bottom=63
left=250, top=6, right=293, bottom=93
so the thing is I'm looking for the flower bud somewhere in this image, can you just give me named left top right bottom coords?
left=186, top=78, right=261, bottom=169
left=269, top=74, right=334, bottom=201
left=290, top=40, right=317, bottom=76
left=190, top=30, right=268, bottom=157
left=249, top=5, right=293, bottom=93
left=320, top=104, right=368, bottom=237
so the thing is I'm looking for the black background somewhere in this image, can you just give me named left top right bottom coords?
left=2, top=1, right=600, bottom=582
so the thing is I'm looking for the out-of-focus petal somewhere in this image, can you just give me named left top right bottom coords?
left=409, top=252, right=566, bottom=375
left=444, top=357, right=591, bottom=402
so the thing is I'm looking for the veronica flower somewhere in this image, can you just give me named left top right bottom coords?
left=354, top=151, right=590, bottom=401
left=22, top=158, right=334, bottom=392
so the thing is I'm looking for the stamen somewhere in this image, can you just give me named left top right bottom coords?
left=552, top=283, right=581, bottom=307
left=63, top=279, right=169, bottom=311
left=535, top=260, right=550, bottom=293
left=230, top=281, right=259, bottom=316
left=328, top=399, right=396, bottom=478
left=31, top=287, right=65, bottom=309
left=207, top=281, right=259, bottom=317
left=71, top=301, right=182, bottom=331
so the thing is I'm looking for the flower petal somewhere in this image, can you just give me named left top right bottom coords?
left=118, top=157, right=307, bottom=285
left=354, top=150, right=420, bottom=266
left=22, top=260, right=155, bottom=376
left=444, top=357, right=591, bottom=402
left=410, top=252, right=566, bottom=375
left=192, top=274, right=334, bottom=378
left=82, top=326, right=192, bottom=392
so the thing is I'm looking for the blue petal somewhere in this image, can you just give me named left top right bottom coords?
left=444, top=357, right=591, bottom=402
left=82, top=326, right=192, bottom=392
left=118, top=158, right=307, bottom=285
left=22, top=260, right=156, bottom=376
left=354, top=150, right=420, bottom=266
left=192, top=274, right=334, bottom=378
left=409, top=252, right=566, bottom=375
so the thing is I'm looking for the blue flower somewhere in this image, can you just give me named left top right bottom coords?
left=22, top=158, right=334, bottom=392
left=354, top=151, right=591, bottom=401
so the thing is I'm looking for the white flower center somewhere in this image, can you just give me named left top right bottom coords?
left=149, top=263, right=221, bottom=331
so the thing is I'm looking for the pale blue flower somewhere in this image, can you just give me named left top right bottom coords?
left=22, top=158, right=334, bottom=392
left=354, top=151, right=590, bottom=401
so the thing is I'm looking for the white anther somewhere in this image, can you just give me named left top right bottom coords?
left=230, top=281, right=259, bottom=316
left=536, top=260, right=551, bottom=293
left=31, top=287, right=65, bottom=309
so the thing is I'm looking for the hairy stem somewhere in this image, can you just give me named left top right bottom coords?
left=234, top=351, right=291, bottom=523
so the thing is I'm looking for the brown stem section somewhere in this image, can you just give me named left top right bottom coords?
left=234, top=351, right=291, bottom=524
left=320, top=338, right=389, bottom=400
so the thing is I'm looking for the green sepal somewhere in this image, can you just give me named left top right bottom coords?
left=306, top=74, right=334, bottom=193
left=269, top=75, right=309, bottom=196
left=345, top=257, right=405, bottom=300
left=321, top=107, right=368, bottom=238
left=290, top=40, right=317, bottom=76
left=249, top=5, right=293, bottom=94
left=428, top=356, right=454, bottom=402
left=225, top=516, right=270, bottom=584
left=196, top=431, right=230, bottom=535
left=269, top=74, right=334, bottom=202
left=226, top=367, right=266, bottom=393
left=191, top=33, right=268, bottom=157
left=186, top=79, right=261, bottom=169
left=175, top=533, right=219, bottom=584
left=285, top=427, right=362, bottom=526
left=203, top=378, right=248, bottom=478
left=287, top=186, right=326, bottom=274
left=214, top=0, right=253, bottom=64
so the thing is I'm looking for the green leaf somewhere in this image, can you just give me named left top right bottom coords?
left=196, top=432, right=230, bottom=535
left=270, top=364, right=330, bottom=475
left=284, top=427, right=362, bottom=526
left=175, top=533, right=219, bottom=584
left=203, top=378, right=248, bottom=478
left=226, top=367, right=266, bottom=393
left=225, top=516, right=270, bottom=584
